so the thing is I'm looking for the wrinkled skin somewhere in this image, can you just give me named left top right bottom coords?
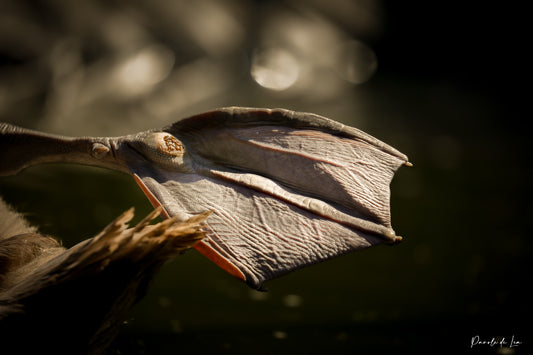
left=0, top=107, right=410, bottom=289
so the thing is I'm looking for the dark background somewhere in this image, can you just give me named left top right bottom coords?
left=1, top=1, right=530, bottom=353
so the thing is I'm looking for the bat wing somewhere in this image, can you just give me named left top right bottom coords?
left=126, top=107, right=409, bottom=289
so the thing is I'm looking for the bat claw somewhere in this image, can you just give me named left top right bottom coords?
left=392, top=235, right=403, bottom=244
left=383, top=229, right=402, bottom=244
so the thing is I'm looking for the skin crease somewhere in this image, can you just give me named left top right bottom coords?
left=0, top=107, right=410, bottom=289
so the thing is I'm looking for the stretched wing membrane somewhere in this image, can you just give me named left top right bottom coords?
left=128, top=107, right=409, bottom=289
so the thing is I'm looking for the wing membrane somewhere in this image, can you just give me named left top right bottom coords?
left=129, top=107, right=409, bottom=288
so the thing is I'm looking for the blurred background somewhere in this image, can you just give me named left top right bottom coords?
left=0, top=0, right=530, bottom=354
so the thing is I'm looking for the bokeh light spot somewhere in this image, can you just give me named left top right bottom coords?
left=251, top=47, right=299, bottom=91
left=283, top=294, right=303, bottom=307
left=114, top=44, right=175, bottom=98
